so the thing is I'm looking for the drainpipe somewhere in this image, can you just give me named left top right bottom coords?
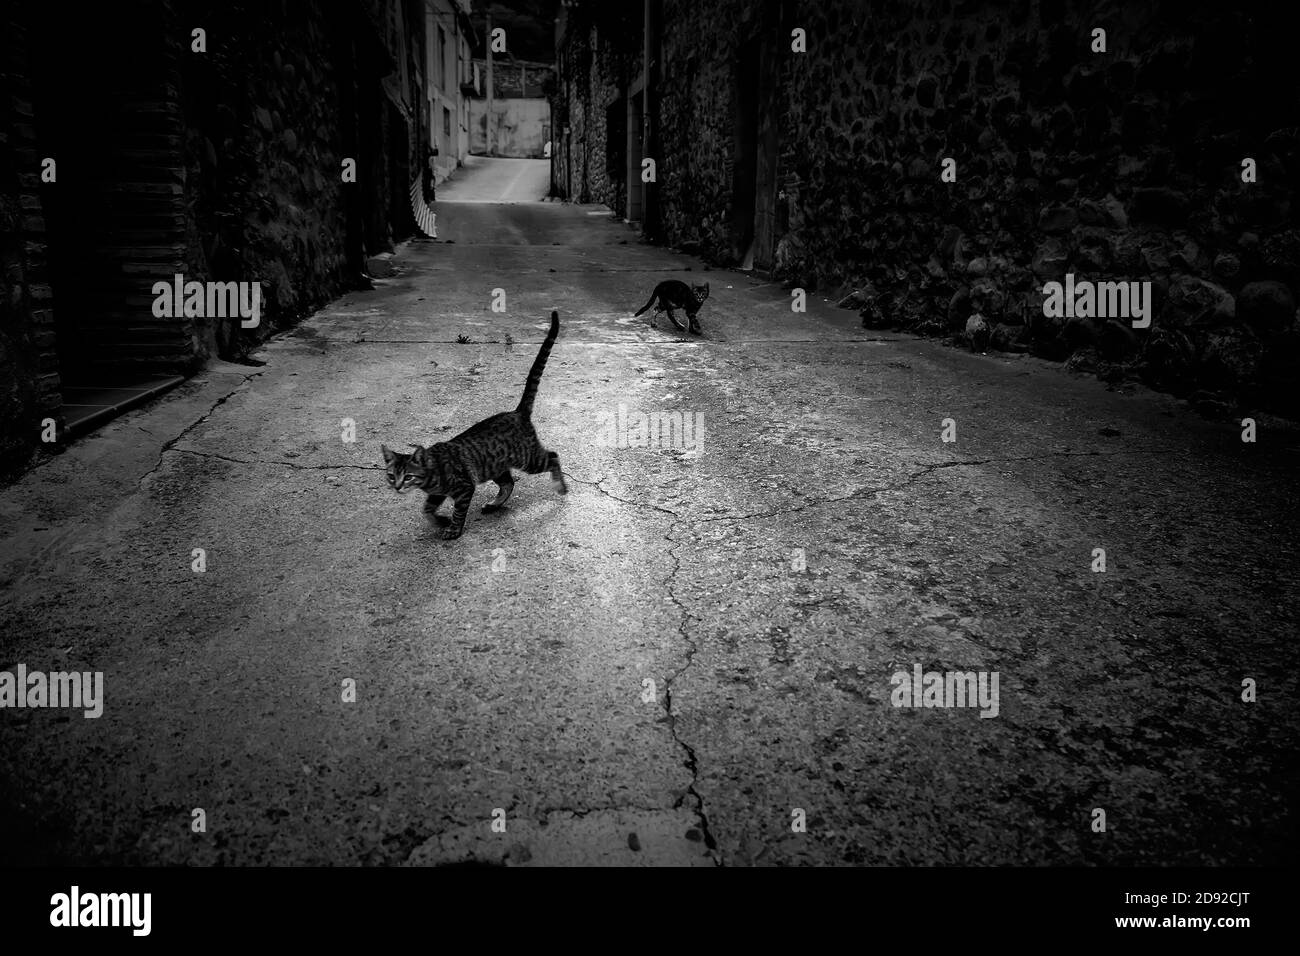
left=642, top=0, right=658, bottom=240
left=485, top=10, right=494, bottom=156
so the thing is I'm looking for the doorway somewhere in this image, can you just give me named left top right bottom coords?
left=27, top=3, right=189, bottom=431
left=626, top=92, right=644, bottom=223
left=731, top=32, right=779, bottom=271
left=731, top=38, right=760, bottom=267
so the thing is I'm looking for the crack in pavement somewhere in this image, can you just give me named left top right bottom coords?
left=708, top=337, right=898, bottom=344
left=349, top=339, right=532, bottom=345
left=570, top=445, right=1185, bottom=526
left=135, top=371, right=264, bottom=490
left=661, top=516, right=721, bottom=865
left=169, top=447, right=382, bottom=472
left=690, top=447, right=1182, bottom=523
left=564, top=468, right=720, bottom=862
left=907, top=446, right=1183, bottom=470
left=121, top=371, right=1191, bottom=867
left=561, top=443, right=1191, bottom=862
left=564, top=466, right=950, bottom=865
left=563, top=472, right=681, bottom=518
left=544, top=802, right=687, bottom=819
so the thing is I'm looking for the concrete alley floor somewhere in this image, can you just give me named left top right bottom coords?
left=436, top=155, right=551, bottom=203
left=1, top=158, right=1297, bottom=866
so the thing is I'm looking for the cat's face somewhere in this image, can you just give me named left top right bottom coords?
left=692, top=282, right=709, bottom=304
left=382, top=443, right=459, bottom=494
left=381, top=444, right=429, bottom=493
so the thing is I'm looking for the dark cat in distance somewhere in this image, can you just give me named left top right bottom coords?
left=633, top=280, right=710, bottom=334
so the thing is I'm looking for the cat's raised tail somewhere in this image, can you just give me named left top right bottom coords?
left=517, top=310, right=560, bottom=419
left=633, top=292, right=657, bottom=317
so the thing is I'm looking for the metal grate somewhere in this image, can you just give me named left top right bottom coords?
left=409, top=177, right=438, bottom=238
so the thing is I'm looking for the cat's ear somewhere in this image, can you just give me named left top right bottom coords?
left=380, top=444, right=395, bottom=463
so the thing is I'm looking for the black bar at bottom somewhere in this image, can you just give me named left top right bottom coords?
left=2, top=866, right=1284, bottom=943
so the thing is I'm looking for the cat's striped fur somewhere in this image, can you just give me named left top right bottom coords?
left=382, top=311, right=567, bottom=539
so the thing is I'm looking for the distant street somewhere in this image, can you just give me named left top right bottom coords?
left=1, top=157, right=1296, bottom=866
left=437, top=156, right=551, bottom=202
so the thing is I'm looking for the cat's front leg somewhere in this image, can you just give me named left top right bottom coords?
left=423, top=493, right=450, bottom=526
left=440, top=485, right=475, bottom=539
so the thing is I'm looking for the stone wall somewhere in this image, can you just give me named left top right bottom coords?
left=557, top=0, right=1300, bottom=414
left=178, top=0, right=420, bottom=360
left=553, top=8, right=641, bottom=212
left=472, top=58, right=553, bottom=98
left=654, top=0, right=764, bottom=257
left=778, top=0, right=1299, bottom=414
left=0, top=12, right=60, bottom=476
left=1, top=0, right=426, bottom=475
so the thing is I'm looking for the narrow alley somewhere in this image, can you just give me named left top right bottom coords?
left=1, top=157, right=1295, bottom=867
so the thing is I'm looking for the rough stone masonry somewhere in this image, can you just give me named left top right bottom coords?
left=553, top=0, right=1299, bottom=416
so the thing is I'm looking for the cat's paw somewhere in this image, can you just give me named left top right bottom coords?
left=438, top=526, right=463, bottom=540
left=481, top=503, right=506, bottom=514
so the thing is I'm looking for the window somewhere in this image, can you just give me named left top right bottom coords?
left=437, top=26, right=446, bottom=89
left=444, top=107, right=451, bottom=138
left=439, top=25, right=449, bottom=91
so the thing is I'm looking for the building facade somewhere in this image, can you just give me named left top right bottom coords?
left=552, top=0, right=1299, bottom=413
left=0, top=0, right=430, bottom=473
left=425, top=0, right=476, bottom=184
left=469, top=57, right=553, bottom=158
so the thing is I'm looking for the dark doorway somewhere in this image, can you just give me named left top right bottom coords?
left=27, top=3, right=188, bottom=430
left=388, top=102, right=413, bottom=244
left=626, top=93, right=643, bottom=223
left=605, top=97, right=627, bottom=218
left=731, top=38, right=760, bottom=267
left=29, top=4, right=188, bottom=378
left=752, top=33, right=780, bottom=271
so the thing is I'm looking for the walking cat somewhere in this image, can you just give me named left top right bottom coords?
left=633, top=279, right=709, bottom=334
left=381, top=310, right=567, bottom=540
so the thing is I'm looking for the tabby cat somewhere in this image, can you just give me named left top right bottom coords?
left=633, top=279, right=710, bottom=334
left=381, top=310, right=567, bottom=540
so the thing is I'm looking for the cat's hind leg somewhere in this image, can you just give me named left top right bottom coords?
left=423, top=493, right=450, bottom=526
left=481, top=471, right=515, bottom=513
left=546, top=451, right=568, bottom=494
left=526, top=445, right=568, bottom=494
